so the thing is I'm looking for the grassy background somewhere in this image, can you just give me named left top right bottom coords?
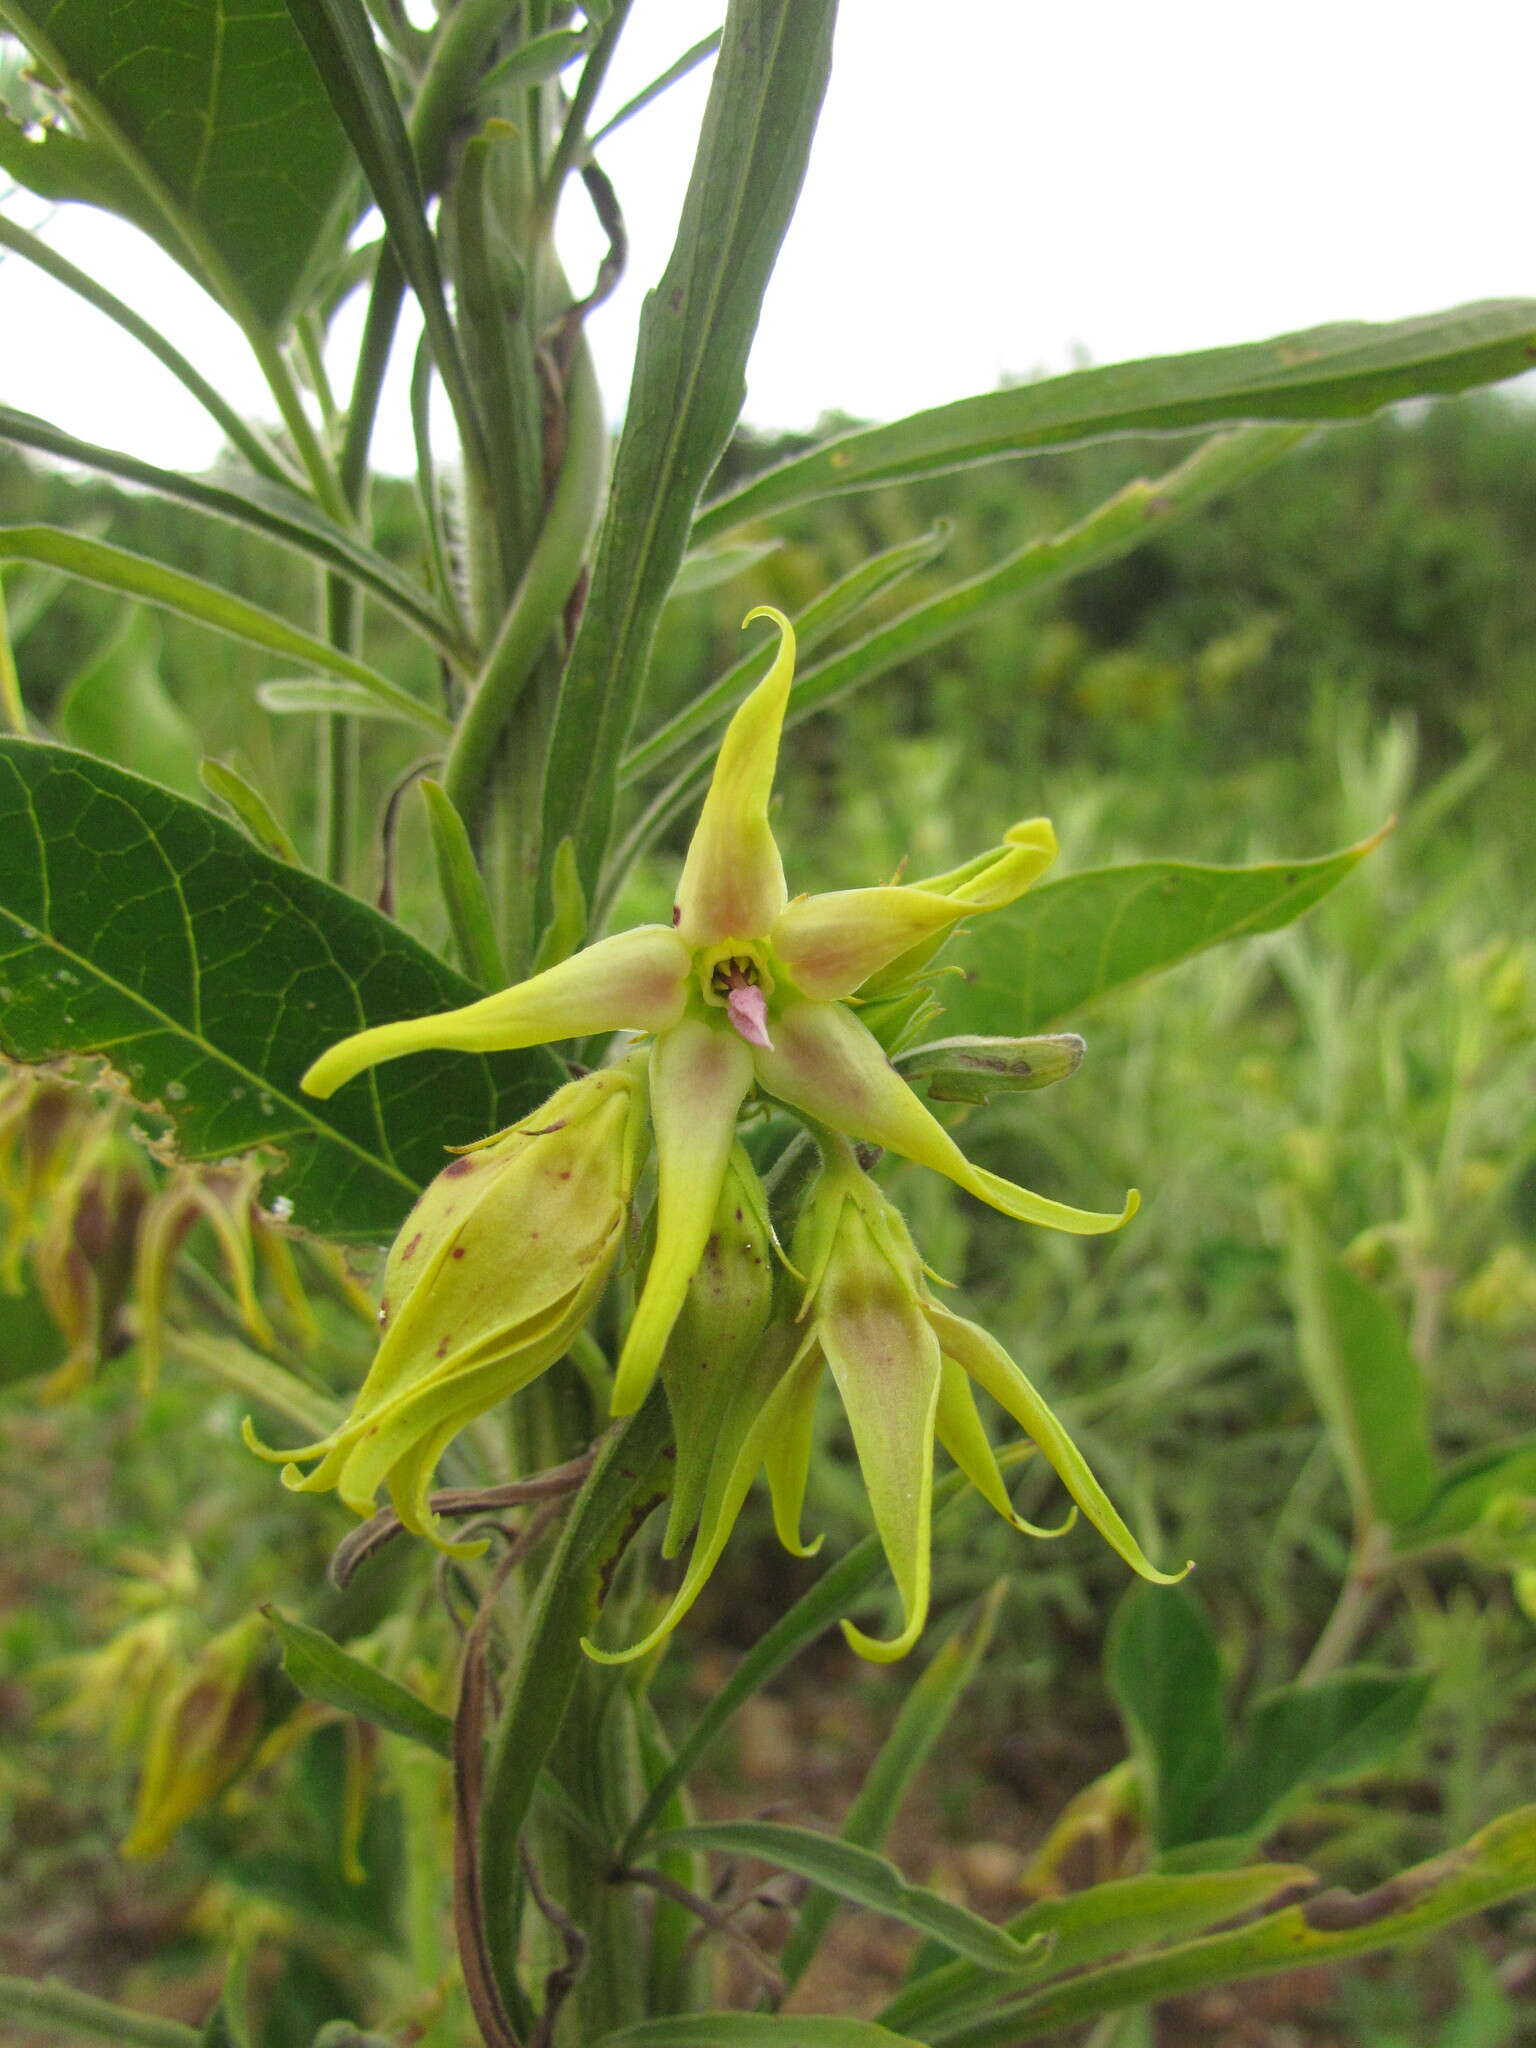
left=3, top=393, right=1536, bottom=2043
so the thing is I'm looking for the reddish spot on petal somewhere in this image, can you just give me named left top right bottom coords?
left=402, top=1232, right=422, bottom=1260
left=451, top=1246, right=466, bottom=1259
left=443, top=1157, right=477, bottom=1178
left=436, top=1335, right=452, bottom=1358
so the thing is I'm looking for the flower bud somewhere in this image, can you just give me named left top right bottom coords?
left=897, top=1032, right=1085, bottom=1106
left=33, top=1159, right=146, bottom=1399
left=660, top=1145, right=777, bottom=1555
left=246, top=1062, right=648, bottom=1543
left=790, top=1156, right=942, bottom=1663
left=122, top=1613, right=270, bottom=1859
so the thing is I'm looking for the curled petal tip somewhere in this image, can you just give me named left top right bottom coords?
left=742, top=602, right=792, bottom=635
left=840, top=1610, right=926, bottom=1664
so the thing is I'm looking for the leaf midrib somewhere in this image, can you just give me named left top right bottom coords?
left=0, top=898, right=417, bottom=1199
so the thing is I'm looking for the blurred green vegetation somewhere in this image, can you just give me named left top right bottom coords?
left=4, top=392, right=1536, bottom=2038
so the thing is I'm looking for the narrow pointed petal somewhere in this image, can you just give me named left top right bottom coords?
left=674, top=607, right=795, bottom=946
left=858, top=820, right=1060, bottom=998
left=907, top=817, right=1058, bottom=905
left=762, top=1337, right=825, bottom=1558
left=945, top=818, right=1058, bottom=908
left=819, top=1218, right=942, bottom=1664
left=584, top=1339, right=820, bottom=1665
left=935, top=1354, right=1077, bottom=1539
left=301, top=925, right=689, bottom=1097
left=771, top=887, right=968, bottom=1001
left=931, top=1304, right=1190, bottom=1585
left=755, top=1001, right=1137, bottom=1235
left=611, top=1020, right=755, bottom=1415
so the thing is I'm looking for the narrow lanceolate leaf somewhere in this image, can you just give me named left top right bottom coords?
left=937, top=831, right=1387, bottom=1039
left=878, top=1865, right=1310, bottom=2039
left=257, top=679, right=451, bottom=739
left=419, top=779, right=505, bottom=989
left=0, top=1972, right=201, bottom=2048
left=1287, top=1205, right=1438, bottom=1533
left=595, top=2019, right=922, bottom=2048
left=199, top=761, right=302, bottom=866
left=1189, top=1671, right=1432, bottom=1847
left=694, top=301, right=1536, bottom=538
left=612, top=431, right=1305, bottom=887
left=0, top=0, right=356, bottom=329
left=282, top=0, right=480, bottom=457
left=0, top=740, right=561, bottom=1241
left=478, top=1401, right=675, bottom=2013
left=540, top=0, right=837, bottom=915
left=1106, top=1585, right=1229, bottom=1853
left=263, top=1607, right=452, bottom=1757
left=0, top=409, right=468, bottom=665
left=650, top=1821, right=1050, bottom=1975
left=0, top=528, right=439, bottom=728
left=620, top=523, right=952, bottom=789
left=1400, top=1433, right=1536, bottom=1547
left=780, top=1587, right=1003, bottom=1989
left=619, top=1466, right=984, bottom=1860
left=933, top=1807, right=1536, bottom=2046
left=0, top=224, right=289, bottom=484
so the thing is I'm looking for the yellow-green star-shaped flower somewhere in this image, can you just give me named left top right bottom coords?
left=302, top=607, right=1137, bottom=1422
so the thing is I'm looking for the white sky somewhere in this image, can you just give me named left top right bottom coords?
left=1, top=0, right=1533, bottom=473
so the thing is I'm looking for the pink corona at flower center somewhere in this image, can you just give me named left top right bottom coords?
left=711, top=954, right=774, bottom=1050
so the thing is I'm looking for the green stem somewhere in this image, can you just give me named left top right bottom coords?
left=442, top=331, right=608, bottom=830
left=538, top=0, right=633, bottom=223
left=318, top=249, right=414, bottom=884
left=1295, top=1520, right=1395, bottom=1686
left=295, top=311, right=342, bottom=435
left=246, top=322, right=354, bottom=525
left=0, top=3, right=350, bottom=521
left=0, top=217, right=295, bottom=485
left=408, top=0, right=521, bottom=195
left=0, top=575, right=25, bottom=735
left=0, top=1973, right=199, bottom=2048
left=478, top=1398, right=673, bottom=2018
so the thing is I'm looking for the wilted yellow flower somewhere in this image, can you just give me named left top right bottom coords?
left=122, top=1614, right=269, bottom=1860
left=246, top=1060, right=647, bottom=1541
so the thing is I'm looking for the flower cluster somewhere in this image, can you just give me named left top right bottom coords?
left=260, top=607, right=1182, bottom=1654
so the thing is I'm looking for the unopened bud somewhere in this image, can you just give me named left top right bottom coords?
left=898, top=1033, right=1085, bottom=1105
left=660, top=1145, right=776, bottom=1555
left=122, top=1614, right=270, bottom=1859
left=246, top=1062, right=648, bottom=1542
